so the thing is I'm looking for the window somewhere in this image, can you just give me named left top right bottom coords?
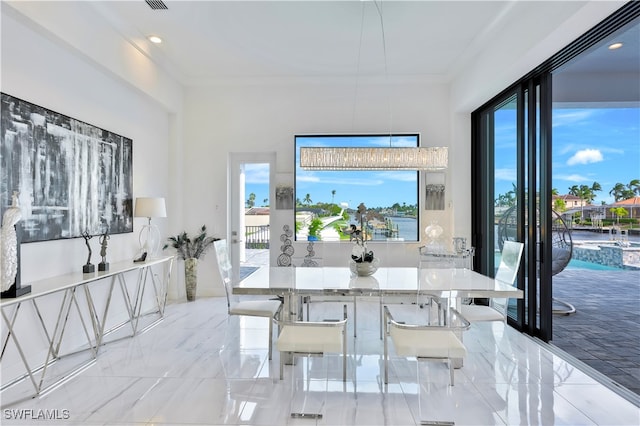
left=294, top=134, right=419, bottom=242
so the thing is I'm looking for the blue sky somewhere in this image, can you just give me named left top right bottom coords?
left=495, top=107, right=639, bottom=205
left=245, top=164, right=418, bottom=208
left=294, top=135, right=419, bottom=209
left=246, top=135, right=420, bottom=209
left=246, top=108, right=639, bottom=208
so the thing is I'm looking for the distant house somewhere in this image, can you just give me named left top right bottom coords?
left=245, top=207, right=270, bottom=227
left=553, top=194, right=587, bottom=209
left=612, top=196, right=640, bottom=207
left=611, top=197, right=640, bottom=220
left=560, top=196, right=640, bottom=223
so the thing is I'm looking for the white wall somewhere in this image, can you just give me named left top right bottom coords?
left=183, top=76, right=459, bottom=295
left=0, top=8, right=180, bottom=392
left=1, top=11, right=172, bottom=284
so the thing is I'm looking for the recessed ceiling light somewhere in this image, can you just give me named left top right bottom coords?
left=608, top=42, right=623, bottom=50
left=148, top=35, right=163, bottom=44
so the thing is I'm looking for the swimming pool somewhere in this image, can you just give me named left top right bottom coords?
left=496, top=251, right=627, bottom=272
left=565, top=258, right=622, bottom=271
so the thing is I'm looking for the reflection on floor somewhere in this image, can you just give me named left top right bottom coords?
left=2, top=297, right=639, bottom=425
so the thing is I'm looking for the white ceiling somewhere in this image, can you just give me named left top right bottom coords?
left=84, top=0, right=636, bottom=87
left=5, top=1, right=637, bottom=101
left=93, top=1, right=511, bottom=84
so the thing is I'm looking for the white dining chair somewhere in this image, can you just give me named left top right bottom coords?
left=379, top=254, right=449, bottom=339
left=276, top=304, right=348, bottom=382
left=296, top=242, right=358, bottom=337
left=383, top=305, right=469, bottom=386
left=459, top=240, right=524, bottom=323
left=214, top=239, right=282, bottom=360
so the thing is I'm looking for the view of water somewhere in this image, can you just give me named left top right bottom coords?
left=570, top=229, right=639, bottom=243
left=566, top=259, right=622, bottom=271
left=369, top=220, right=640, bottom=245
left=372, top=216, right=417, bottom=241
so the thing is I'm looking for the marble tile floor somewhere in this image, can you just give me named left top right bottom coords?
left=2, top=297, right=639, bottom=426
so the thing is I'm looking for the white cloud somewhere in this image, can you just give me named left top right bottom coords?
left=243, top=163, right=270, bottom=183
left=297, top=175, right=321, bottom=183
left=373, top=171, right=416, bottom=182
left=567, top=149, right=603, bottom=166
left=552, top=110, right=595, bottom=128
left=298, top=174, right=384, bottom=186
left=555, top=174, right=590, bottom=182
left=495, top=168, right=516, bottom=181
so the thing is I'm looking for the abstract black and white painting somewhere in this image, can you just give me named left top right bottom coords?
left=0, top=93, right=133, bottom=243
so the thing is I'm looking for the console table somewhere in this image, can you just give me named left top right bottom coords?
left=419, top=246, right=475, bottom=269
left=0, top=256, right=174, bottom=404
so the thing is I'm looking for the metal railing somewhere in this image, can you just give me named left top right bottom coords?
left=245, top=225, right=270, bottom=248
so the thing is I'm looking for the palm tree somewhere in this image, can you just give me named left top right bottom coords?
left=331, top=189, right=336, bottom=204
left=591, top=181, right=602, bottom=200
left=580, top=184, right=595, bottom=204
left=554, top=198, right=566, bottom=213
left=551, top=188, right=566, bottom=212
left=246, top=192, right=256, bottom=208
left=609, top=183, right=627, bottom=202
left=303, top=193, right=312, bottom=205
left=628, top=179, right=640, bottom=196
left=610, top=207, right=628, bottom=224
left=568, top=184, right=595, bottom=221
left=568, top=185, right=580, bottom=197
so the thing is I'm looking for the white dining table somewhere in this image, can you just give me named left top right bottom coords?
left=235, top=266, right=523, bottom=317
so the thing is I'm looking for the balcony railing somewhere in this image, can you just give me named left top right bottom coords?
left=245, top=225, right=270, bottom=249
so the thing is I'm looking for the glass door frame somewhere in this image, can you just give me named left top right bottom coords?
left=471, top=77, right=553, bottom=341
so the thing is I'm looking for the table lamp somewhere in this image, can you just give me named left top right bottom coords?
left=134, top=197, right=166, bottom=257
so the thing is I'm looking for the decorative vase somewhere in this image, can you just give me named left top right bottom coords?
left=184, top=258, right=198, bottom=301
left=349, top=257, right=380, bottom=277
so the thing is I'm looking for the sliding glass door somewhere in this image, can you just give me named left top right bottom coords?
left=472, top=3, right=638, bottom=342
left=472, top=79, right=553, bottom=340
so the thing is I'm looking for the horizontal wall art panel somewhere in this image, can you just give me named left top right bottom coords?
left=0, top=93, right=133, bottom=243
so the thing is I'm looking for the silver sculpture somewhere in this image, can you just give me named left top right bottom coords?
left=277, top=225, right=294, bottom=266
left=98, top=231, right=110, bottom=271
left=1, top=192, right=21, bottom=292
left=82, top=230, right=95, bottom=273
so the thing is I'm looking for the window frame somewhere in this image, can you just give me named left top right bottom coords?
left=294, top=133, right=421, bottom=243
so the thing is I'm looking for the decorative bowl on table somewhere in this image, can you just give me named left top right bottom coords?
left=349, top=257, right=380, bottom=277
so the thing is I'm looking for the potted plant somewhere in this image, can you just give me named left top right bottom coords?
left=307, top=218, right=323, bottom=241
left=164, top=225, right=219, bottom=301
left=349, top=203, right=378, bottom=276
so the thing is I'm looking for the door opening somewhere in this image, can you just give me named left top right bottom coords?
left=229, top=153, right=275, bottom=277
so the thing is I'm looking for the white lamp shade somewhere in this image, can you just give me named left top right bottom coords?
left=135, top=197, right=167, bottom=218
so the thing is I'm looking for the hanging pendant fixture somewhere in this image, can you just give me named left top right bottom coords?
left=300, top=146, right=448, bottom=171
left=299, top=2, right=448, bottom=171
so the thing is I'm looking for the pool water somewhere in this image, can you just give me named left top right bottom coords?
left=565, top=259, right=621, bottom=271
left=495, top=252, right=624, bottom=272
